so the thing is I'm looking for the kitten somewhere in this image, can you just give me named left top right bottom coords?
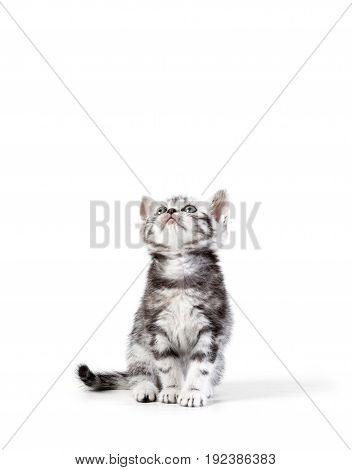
left=78, top=190, right=233, bottom=407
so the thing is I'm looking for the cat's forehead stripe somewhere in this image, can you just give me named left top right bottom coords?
left=167, top=195, right=192, bottom=207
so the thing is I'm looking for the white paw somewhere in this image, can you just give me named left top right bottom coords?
left=177, top=388, right=208, bottom=407
left=132, top=382, right=158, bottom=403
left=158, top=387, right=180, bottom=404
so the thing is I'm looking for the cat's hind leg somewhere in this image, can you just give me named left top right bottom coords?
left=210, top=350, right=225, bottom=388
left=128, top=342, right=159, bottom=403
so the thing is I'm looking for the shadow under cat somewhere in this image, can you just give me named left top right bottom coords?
left=214, top=378, right=333, bottom=403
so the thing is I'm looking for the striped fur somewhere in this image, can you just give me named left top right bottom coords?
left=77, top=191, right=232, bottom=406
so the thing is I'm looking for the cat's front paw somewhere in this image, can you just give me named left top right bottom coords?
left=132, top=382, right=158, bottom=403
left=178, top=388, right=208, bottom=407
left=158, top=387, right=180, bottom=404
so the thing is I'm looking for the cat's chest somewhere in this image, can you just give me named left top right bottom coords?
left=156, top=290, right=208, bottom=352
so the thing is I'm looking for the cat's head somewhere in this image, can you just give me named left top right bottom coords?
left=140, top=190, right=229, bottom=252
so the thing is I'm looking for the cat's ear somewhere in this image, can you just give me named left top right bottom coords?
left=210, top=189, right=229, bottom=222
left=140, top=196, right=154, bottom=220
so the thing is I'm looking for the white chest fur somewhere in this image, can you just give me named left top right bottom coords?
left=156, top=289, right=209, bottom=353
left=160, top=255, right=196, bottom=279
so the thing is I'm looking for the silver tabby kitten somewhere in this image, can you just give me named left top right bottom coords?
left=78, top=190, right=232, bottom=407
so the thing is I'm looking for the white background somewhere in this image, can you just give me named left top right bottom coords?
left=1, top=1, right=352, bottom=469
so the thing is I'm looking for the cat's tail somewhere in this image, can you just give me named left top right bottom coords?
left=77, top=364, right=130, bottom=391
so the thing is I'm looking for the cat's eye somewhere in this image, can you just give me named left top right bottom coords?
left=156, top=206, right=167, bottom=215
left=182, top=205, right=197, bottom=213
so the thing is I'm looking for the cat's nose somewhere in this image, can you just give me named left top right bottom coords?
left=167, top=208, right=177, bottom=214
